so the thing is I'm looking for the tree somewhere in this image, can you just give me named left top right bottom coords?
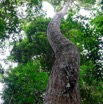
left=44, top=0, right=80, bottom=104
left=2, top=0, right=103, bottom=103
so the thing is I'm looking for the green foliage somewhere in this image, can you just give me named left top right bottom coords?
left=92, top=15, right=103, bottom=34
left=10, top=17, right=55, bottom=71
left=2, top=60, right=48, bottom=104
left=76, top=15, right=103, bottom=104
left=79, top=0, right=96, bottom=4
left=0, top=0, right=20, bottom=39
left=0, top=18, right=6, bottom=39
left=0, top=0, right=43, bottom=40
left=80, top=63, right=103, bottom=104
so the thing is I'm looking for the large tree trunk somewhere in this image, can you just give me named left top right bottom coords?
left=44, top=0, right=80, bottom=104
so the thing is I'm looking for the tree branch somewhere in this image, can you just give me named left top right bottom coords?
left=59, top=0, right=73, bottom=17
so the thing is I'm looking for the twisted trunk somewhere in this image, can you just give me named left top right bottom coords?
left=44, top=0, right=80, bottom=104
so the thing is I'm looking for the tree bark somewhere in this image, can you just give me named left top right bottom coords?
left=44, top=0, right=80, bottom=104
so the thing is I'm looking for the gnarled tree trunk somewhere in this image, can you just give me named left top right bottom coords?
left=44, top=0, right=80, bottom=104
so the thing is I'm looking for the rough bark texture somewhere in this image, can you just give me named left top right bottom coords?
left=44, top=0, right=80, bottom=104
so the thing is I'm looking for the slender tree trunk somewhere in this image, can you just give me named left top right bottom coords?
left=44, top=0, right=80, bottom=104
